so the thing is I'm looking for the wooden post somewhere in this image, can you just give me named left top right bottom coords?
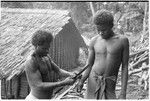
left=7, top=80, right=12, bottom=99
left=89, top=2, right=95, bottom=16
left=140, top=2, right=148, bottom=42
left=4, top=79, right=7, bottom=99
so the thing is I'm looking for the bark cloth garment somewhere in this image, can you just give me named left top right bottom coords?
left=94, top=72, right=117, bottom=99
left=85, top=71, right=117, bottom=99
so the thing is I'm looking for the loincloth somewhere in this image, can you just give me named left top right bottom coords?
left=94, top=72, right=117, bottom=99
left=25, top=92, right=38, bottom=100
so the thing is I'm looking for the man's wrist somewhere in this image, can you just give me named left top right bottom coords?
left=68, top=72, right=74, bottom=77
left=57, top=80, right=66, bottom=87
left=79, top=79, right=84, bottom=85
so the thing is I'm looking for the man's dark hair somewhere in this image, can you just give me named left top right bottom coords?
left=31, top=30, right=53, bottom=47
left=93, top=9, right=114, bottom=28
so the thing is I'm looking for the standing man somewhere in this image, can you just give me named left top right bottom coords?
left=25, top=30, right=76, bottom=99
left=77, top=9, right=129, bottom=99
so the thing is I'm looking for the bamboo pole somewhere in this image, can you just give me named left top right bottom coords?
left=130, top=48, right=148, bottom=58
left=60, top=35, right=63, bottom=68
left=58, top=36, right=61, bottom=67
left=4, top=79, right=7, bottom=99
left=140, top=2, right=148, bottom=43
left=89, top=2, right=95, bottom=16
left=54, top=82, right=77, bottom=99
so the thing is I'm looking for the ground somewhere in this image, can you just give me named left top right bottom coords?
left=53, top=72, right=149, bottom=99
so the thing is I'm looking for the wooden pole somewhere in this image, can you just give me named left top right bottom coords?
left=89, top=2, right=95, bottom=16
left=140, top=2, right=148, bottom=43
left=54, top=82, right=77, bottom=99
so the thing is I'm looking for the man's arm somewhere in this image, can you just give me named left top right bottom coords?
left=25, top=57, right=74, bottom=90
left=77, top=36, right=97, bottom=92
left=120, top=37, right=129, bottom=99
left=50, top=60, right=73, bottom=77
left=79, top=45, right=95, bottom=83
left=46, top=55, right=73, bottom=77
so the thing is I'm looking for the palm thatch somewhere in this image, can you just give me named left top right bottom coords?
left=0, top=8, right=70, bottom=79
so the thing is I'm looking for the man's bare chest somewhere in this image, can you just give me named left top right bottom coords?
left=94, top=38, right=123, bottom=55
left=37, top=58, right=52, bottom=75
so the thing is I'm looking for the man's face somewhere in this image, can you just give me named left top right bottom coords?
left=97, top=25, right=112, bottom=39
left=35, top=42, right=50, bottom=57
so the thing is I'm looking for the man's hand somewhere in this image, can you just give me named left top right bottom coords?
left=68, top=72, right=77, bottom=78
left=64, top=77, right=76, bottom=85
left=76, top=81, right=83, bottom=93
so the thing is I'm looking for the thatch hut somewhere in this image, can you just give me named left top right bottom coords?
left=0, top=8, right=87, bottom=99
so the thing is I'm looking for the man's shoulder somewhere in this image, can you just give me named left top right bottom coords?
left=116, top=35, right=129, bottom=47
left=117, top=34, right=128, bottom=39
left=90, top=35, right=99, bottom=45
left=24, top=55, right=36, bottom=70
left=25, top=55, right=33, bottom=64
left=114, top=34, right=128, bottom=41
left=120, top=35, right=129, bottom=43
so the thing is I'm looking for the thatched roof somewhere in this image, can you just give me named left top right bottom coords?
left=0, top=8, right=71, bottom=80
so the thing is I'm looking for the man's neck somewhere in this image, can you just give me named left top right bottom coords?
left=100, top=31, right=115, bottom=40
left=108, top=31, right=115, bottom=39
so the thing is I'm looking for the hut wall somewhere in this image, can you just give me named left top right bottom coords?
left=11, top=76, right=20, bottom=99
left=18, top=72, right=29, bottom=99
left=1, top=72, right=29, bottom=99
left=49, top=19, right=86, bottom=71
left=1, top=79, right=7, bottom=99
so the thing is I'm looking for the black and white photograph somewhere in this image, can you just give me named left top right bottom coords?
left=0, top=0, right=149, bottom=100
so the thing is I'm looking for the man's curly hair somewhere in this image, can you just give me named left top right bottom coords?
left=93, top=9, right=114, bottom=28
left=31, top=30, right=53, bottom=47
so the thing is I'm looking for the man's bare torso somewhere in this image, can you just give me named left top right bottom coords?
left=92, top=34, right=123, bottom=77
left=26, top=56, right=54, bottom=99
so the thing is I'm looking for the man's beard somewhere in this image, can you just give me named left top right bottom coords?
left=35, top=51, right=48, bottom=57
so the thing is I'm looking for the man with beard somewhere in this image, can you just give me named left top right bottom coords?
left=25, top=30, right=75, bottom=99
left=76, top=9, right=129, bottom=99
